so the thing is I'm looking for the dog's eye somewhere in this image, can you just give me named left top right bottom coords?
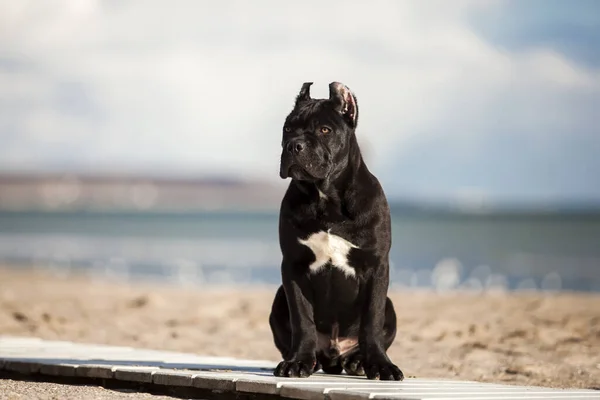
left=319, top=127, right=331, bottom=134
left=284, top=127, right=291, bottom=133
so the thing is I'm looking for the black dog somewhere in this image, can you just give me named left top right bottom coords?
left=269, top=81, right=403, bottom=381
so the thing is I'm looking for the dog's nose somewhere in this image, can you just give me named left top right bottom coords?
left=285, top=139, right=305, bottom=155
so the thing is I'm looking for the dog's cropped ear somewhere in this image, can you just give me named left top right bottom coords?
left=329, top=82, right=358, bottom=127
left=295, top=82, right=313, bottom=105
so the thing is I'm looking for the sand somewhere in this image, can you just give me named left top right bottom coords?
left=0, top=267, right=599, bottom=398
left=0, top=378, right=180, bottom=400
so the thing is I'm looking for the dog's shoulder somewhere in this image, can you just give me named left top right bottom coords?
left=344, top=164, right=390, bottom=213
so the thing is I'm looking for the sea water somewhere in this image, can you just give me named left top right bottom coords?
left=0, top=210, right=599, bottom=292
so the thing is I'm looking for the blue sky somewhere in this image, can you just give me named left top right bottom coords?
left=469, top=0, right=600, bottom=68
left=0, top=0, right=599, bottom=205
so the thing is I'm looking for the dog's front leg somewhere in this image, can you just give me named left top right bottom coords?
left=274, top=263, right=317, bottom=378
left=359, top=267, right=404, bottom=381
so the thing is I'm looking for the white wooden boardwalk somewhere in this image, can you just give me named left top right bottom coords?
left=0, top=336, right=598, bottom=400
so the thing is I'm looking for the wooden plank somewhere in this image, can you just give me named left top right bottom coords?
left=75, top=364, right=114, bottom=379
left=152, top=370, right=194, bottom=387
left=1, top=336, right=598, bottom=400
left=39, top=363, right=78, bottom=377
left=113, top=366, right=159, bottom=383
left=3, top=360, right=43, bottom=374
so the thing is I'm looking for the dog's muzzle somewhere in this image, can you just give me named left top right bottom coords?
left=285, top=138, right=306, bottom=156
left=280, top=138, right=307, bottom=179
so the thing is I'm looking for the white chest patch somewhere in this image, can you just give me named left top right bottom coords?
left=298, top=230, right=358, bottom=278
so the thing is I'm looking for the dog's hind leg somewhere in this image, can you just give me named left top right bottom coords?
left=383, top=296, right=398, bottom=350
left=269, top=285, right=292, bottom=360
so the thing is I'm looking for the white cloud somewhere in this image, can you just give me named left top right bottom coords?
left=0, top=0, right=598, bottom=200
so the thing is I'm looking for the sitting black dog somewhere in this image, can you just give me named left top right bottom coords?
left=269, top=81, right=403, bottom=381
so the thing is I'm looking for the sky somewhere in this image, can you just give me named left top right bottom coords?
left=0, top=0, right=599, bottom=205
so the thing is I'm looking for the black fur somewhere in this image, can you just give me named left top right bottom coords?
left=270, top=81, right=403, bottom=380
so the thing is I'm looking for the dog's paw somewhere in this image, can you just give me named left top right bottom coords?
left=341, top=353, right=365, bottom=376
left=274, top=356, right=317, bottom=378
left=364, top=358, right=404, bottom=381
left=313, top=361, right=323, bottom=373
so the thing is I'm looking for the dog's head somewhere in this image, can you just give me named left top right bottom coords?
left=279, top=81, right=359, bottom=182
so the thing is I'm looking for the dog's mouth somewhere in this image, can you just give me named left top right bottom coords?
left=280, top=156, right=314, bottom=181
left=279, top=157, right=292, bottom=179
left=280, top=150, right=331, bottom=181
left=280, top=162, right=306, bottom=180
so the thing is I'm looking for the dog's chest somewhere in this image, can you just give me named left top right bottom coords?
left=298, top=230, right=358, bottom=277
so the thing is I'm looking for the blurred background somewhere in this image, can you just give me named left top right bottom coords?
left=1, top=0, right=599, bottom=291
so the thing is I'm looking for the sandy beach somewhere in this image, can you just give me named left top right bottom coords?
left=1, top=266, right=599, bottom=398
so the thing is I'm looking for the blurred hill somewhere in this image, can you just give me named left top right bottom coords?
left=2, top=172, right=599, bottom=215
left=0, top=172, right=286, bottom=213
